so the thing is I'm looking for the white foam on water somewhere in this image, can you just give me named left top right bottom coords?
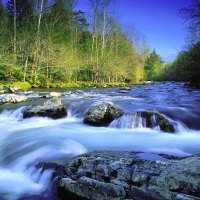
left=0, top=139, right=87, bottom=199
left=0, top=102, right=200, bottom=199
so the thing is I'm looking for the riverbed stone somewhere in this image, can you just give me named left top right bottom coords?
left=0, top=94, right=28, bottom=104
left=111, top=111, right=175, bottom=133
left=23, top=98, right=67, bottom=119
left=59, top=176, right=126, bottom=200
left=83, top=101, right=123, bottom=126
left=58, top=151, right=200, bottom=200
left=139, top=111, right=175, bottom=133
left=0, top=86, right=22, bottom=93
left=49, top=92, right=62, bottom=98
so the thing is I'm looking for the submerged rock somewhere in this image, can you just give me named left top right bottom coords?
left=110, top=111, right=175, bottom=133
left=58, top=151, right=200, bottom=200
left=83, top=101, right=123, bottom=126
left=23, top=99, right=67, bottom=119
left=118, top=86, right=132, bottom=93
left=0, top=94, right=28, bottom=104
left=118, top=90, right=129, bottom=93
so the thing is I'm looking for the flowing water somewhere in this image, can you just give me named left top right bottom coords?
left=0, top=82, right=200, bottom=199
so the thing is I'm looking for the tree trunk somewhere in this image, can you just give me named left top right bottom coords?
left=23, top=57, right=28, bottom=82
left=13, top=0, right=17, bottom=54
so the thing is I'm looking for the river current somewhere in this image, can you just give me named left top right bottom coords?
left=0, top=82, right=199, bottom=199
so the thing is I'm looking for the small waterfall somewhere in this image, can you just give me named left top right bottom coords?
left=67, top=101, right=86, bottom=118
left=0, top=147, right=55, bottom=200
left=109, top=112, right=189, bottom=133
left=0, top=107, right=26, bottom=121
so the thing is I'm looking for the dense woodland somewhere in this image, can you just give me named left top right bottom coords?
left=0, top=0, right=164, bottom=88
left=0, top=0, right=199, bottom=89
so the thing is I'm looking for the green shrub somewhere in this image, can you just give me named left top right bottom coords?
left=10, top=81, right=31, bottom=91
left=48, top=81, right=98, bottom=88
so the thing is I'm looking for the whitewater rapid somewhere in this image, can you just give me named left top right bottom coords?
left=0, top=82, right=200, bottom=199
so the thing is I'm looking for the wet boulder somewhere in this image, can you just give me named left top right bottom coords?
left=83, top=101, right=123, bottom=126
left=8, top=86, right=21, bottom=93
left=23, top=99, right=67, bottom=119
left=139, top=111, right=175, bottom=133
left=0, top=94, right=28, bottom=104
left=49, top=92, right=62, bottom=98
left=1, top=86, right=21, bottom=93
left=110, top=111, right=175, bottom=133
left=58, top=151, right=200, bottom=200
left=118, top=86, right=132, bottom=93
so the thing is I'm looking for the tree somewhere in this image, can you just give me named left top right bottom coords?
left=144, top=49, right=163, bottom=80
left=163, top=0, right=200, bottom=86
left=0, top=0, right=149, bottom=87
left=179, top=0, right=200, bottom=43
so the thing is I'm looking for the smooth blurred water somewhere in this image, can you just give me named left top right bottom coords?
left=0, top=82, right=200, bottom=199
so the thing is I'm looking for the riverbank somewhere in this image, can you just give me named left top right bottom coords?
left=0, top=81, right=132, bottom=92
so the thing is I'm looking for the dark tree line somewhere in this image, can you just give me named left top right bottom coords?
left=163, top=0, right=200, bottom=87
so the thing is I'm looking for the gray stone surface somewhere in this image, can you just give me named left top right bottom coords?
left=83, top=101, right=123, bottom=126
left=0, top=94, right=28, bottom=104
left=0, top=86, right=21, bottom=94
left=58, top=151, right=200, bottom=200
left=23, top=98, right=67, bottom=119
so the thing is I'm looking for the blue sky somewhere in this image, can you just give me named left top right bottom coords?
left=76, top=0, right=194, bottom=61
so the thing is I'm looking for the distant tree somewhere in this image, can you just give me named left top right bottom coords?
left=144, top=49, right=163, bottom=80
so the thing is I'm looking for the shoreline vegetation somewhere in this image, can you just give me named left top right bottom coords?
left=0, top=80, right=199, bottom=94
left=0, top=81, right=131, bottom=91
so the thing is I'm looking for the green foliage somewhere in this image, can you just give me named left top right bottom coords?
left=144, top=49, right=163, bottom=80
left=0, top=63, right=22, bottom=82
left=163, top=42, right=200, bottom=86
left=0, top=0, right=158, bottom=88
left=49, top=81, right=98, bottom=88
left=163, top=0, right=200, bottom=87
left=10, top=81, right=31, bottom=91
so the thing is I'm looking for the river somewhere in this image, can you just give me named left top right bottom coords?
left=0, top=82, right=200, bottom=200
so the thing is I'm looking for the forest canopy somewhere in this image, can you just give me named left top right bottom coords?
left=2, top=0, right=198, bottom=89
left=0, top=0, right=164, bottom=88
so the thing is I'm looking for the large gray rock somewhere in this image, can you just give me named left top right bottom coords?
left=49, top=92, right=62, bottom=98
left=0, top=94, right=28, bottom=104
left=23, top=99, right=67, bottom=119
left=110, top=111, right=175, bottom=133
left=83, top=101, right=123, bottom=126
left=59, top=176, right=126, bottom=200
left=138, top=111, right=175, bottom=133
left=58, top=151, right=200, bottom=200
left=118, top=86, right=132, bottom=93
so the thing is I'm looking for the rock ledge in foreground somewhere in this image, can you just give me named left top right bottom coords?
left=58, top=151, right=200, bottom=200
